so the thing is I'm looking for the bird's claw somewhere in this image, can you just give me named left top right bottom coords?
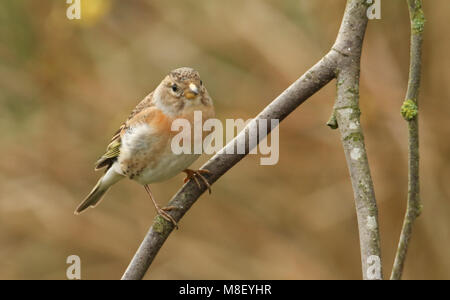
left=183, top=169, right=212, bottom=194
left=157, top=205, right=178, bottom=229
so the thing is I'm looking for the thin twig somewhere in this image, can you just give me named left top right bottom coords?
left=391, top=0, right=424, bottom=280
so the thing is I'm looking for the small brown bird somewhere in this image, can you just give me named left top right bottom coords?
left=75, top=67, right=215, bottom=227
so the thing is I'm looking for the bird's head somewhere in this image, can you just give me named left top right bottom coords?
left=154, top=67, right=213, bottom=116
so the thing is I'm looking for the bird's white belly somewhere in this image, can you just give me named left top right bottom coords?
left=135, top=152, right=199, bottom=184
left=118, top=122, right=200, bottom=184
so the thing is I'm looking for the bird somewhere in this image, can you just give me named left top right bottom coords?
left=75, top=67, right=215, bottom=227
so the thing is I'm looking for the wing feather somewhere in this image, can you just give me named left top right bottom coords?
left=94, top=92, right=154, bottom=171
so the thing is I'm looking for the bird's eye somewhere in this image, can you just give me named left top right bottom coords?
left=171, top=84, right=179, bottom=92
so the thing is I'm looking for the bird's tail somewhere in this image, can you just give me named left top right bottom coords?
left=75, top=167, right=123, bottom=215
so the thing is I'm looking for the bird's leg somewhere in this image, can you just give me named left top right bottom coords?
left=144, top=184, right=178, bottom=229
left=182, top=169, right=212, bottom=194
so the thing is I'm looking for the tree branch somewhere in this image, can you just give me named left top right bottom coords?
left=332, top=0, right=383, bottom=280
left=121, top=52, right=339, bottom=280
left=391, top=0, right=424, bottom=280
left=122, top=0, right=377, bottom=280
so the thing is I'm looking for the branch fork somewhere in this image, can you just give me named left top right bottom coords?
left=121, top=0, right=423, bottom=280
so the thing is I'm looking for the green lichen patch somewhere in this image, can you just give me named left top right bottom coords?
left=344, top=132, right=364, bottom=143
left=153, top=215, right=169, bottom=234
left=417, top=202, right=423, bottom=217
left=346, top=86, right=359, bottom=95
left=401, top=99, right=418, bottom=121
left=412, top=8, right=425, bottom=34
left=411, top=0, right=425, bottom=34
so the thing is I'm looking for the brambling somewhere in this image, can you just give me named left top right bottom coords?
left=75, top=67, right=215, bottom=227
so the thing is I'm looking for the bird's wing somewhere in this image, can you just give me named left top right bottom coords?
left=94, top=92, right=154, bottom=171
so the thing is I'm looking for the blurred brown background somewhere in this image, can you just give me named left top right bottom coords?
left=0, top=0, right=449, bottom=280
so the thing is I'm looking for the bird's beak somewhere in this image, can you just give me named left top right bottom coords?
left=184, top=83, right=199, bottom=99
